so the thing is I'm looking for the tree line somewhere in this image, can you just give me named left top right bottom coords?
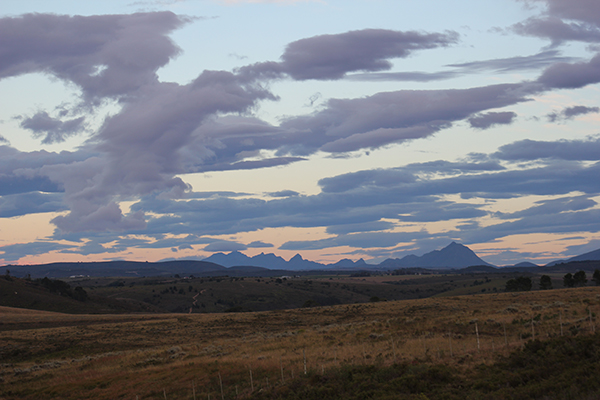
left=505, top=269, right=600, bottom=292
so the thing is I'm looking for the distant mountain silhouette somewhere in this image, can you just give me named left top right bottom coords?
left=566, top=248, right=600, bottom=262
left=329, top=258, right=368, bottom=269
left=512, top=262, right=539, bottom=268
left=378, top=242, right=492, bottom=269
left=204, top=251, right=325, bottom=271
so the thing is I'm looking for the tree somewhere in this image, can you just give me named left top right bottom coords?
left=573, top=270, right=587, bottom=287
left=505, top=276, right=532, bottom=292
left=73, top=286, right=88, bottom=302
left=563, top=273, right=575, bottom=288
left=539, top=275, right=553, bottom=290
left=593, top=269, right=600, bottom=286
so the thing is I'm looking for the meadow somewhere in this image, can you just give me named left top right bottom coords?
left=2, top=285, right=600, bottom=399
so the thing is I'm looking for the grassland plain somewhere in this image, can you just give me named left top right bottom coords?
left=1, top=286, right=600, bottom=399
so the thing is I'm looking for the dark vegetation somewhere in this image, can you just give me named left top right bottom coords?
left=0, top=274, right=163, bottom=314
left=2, top=262, right=600, bottom=315
left=249, top=334, right=600, bottom=400
left=504, top=276, right=532, bottom=292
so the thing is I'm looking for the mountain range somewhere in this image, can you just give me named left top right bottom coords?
left=203, top=242, right=491, bottom=270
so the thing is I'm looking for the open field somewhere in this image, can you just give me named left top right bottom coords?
left=2, top=286, right=600, bottom=399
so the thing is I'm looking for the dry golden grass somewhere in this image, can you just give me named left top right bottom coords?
left=1, top=287, right=599, bottom=399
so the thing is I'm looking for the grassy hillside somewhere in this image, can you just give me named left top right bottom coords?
left=0, top=276, right=163, bottom=315
left=70, top=272, right=550, bottom=313
left=1, top=286, right=600, bottom=399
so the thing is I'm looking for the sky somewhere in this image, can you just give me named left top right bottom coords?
left=0, top=0, right=600, bottom=267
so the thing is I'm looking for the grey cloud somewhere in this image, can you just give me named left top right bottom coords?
left=347, top=51, right=574, bottom=82
left=0, top=145, right=91, bottom=177
left=319, top=168, right=415, bottom=194
left=468, top=111, right=517, bottom=129
left=278, top=29, right=459, bottom=80
left=447, top=50, right=576, bottom=73
left=563, top=105, right=600, bottom=117
left=538, top=53, right=600, bottom=89
left=0, top=192, right=66, bottom=217
left=318, top=159, right=505, bottom=194
left=547, top=105, right=599, bottom=122
left=59, top=241, right=122, bottom=256
left=47, top=71, right=275, bottom=233
left=346, top=71, right=458, bottom=82
left=460, top=207, right=600, bottom=244
left=19, top=111, right=86, bottom=144
left=513, top=17, right=600, bottom=44
left=494, top=137, right=600, bottom=160
left=520, top=0, right=600, bottom=27
left=187, top=191, right=250, bottom=199
left=247, top=241, right=274, bottom=248
left=564, top=239, right=600, bottom=257
left=495, top=195, right=597, bottom=219
left=280, top=83, right=534, bottom=154
left=204, top=240, right=247, bottom=252
left=0, top=241, right=74, bottom=262
left=325, top=220, right=397, bottom=235
left=0, top=12, right=188, bottom=102
left=0, top=174, right=62, bottom=196
left=267, top=190, right=300, bottom=198
left=195, top=157, right=306, bottom=173
left=281, top=231, right=431, bottom=251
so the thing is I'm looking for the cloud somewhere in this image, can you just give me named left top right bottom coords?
left=19, top=111, right=86, bottom=144
left=0, top=12, right=189, bottom=103
left=0, top=174, right=62, bottom=196
left=267, top=190, right=300, bottom=198
left=203, top=240, right=247, bottom=252
left=519, top=0, right=600, bottom=27
left=513, top=0, right=600, bottom=44
left=547, top=105, right=600, bottom=122
left=346, top=51, right=575, bottom=82
left=247, top=241, right=274, bottom=248
left=495, top=195, right=597, bottom=219
left=346, top=71, right=458, bottom=82
left=447, top=50, right=577, bottom=73
left=278, top=29, right=459, bottom=80
left=238, top=29, right=458, bottom=81
left=279, top=83, right=534, bottom=154
left=537, top=53, right=600, bottom=89
left=494, top=136, right=600, bottom=160
left=468, top=111, right=517, bottom=129
left=513, top=17, right=600, bottom=44
left=0, top=192, right=66, bottom=218
left=0, top=241, right=74, bottom=262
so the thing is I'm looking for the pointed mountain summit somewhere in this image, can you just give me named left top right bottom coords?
left=379, top=242, right=492, bottom=269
